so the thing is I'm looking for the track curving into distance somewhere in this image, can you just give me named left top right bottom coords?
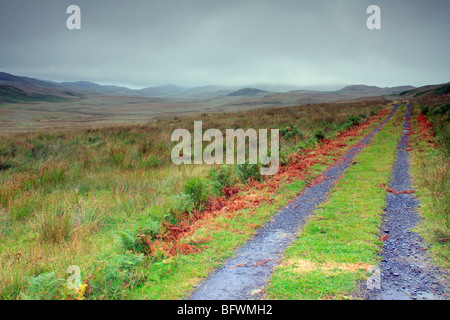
left=364, top=103, right=449, bottom=300
left=189, top=104, right=401, bottom=300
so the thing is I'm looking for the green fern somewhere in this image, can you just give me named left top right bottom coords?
left=20, top=272, right=64, bottom=300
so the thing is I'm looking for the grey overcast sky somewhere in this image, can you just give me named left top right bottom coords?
left=0, top=0, right=449, bottom=89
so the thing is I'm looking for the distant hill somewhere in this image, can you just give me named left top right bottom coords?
left=228, top=88, right=268, bottom=96
left=397, top=83, right=450, bottom=98
left=3, top=71, right=448, bottom=105
left=0, top=84, right=68, bottom=104
left=0, top=72, right=87, bottom=103
left=60, top=81, right=137, bottom=96
left=0, top=72, right=234, bottom=98
left=335, top=85, right=416, bottom=96
left=0, top=72, right=139, bottom=97
left=0, top=72, right=59, bottom=88
left=138, top=84, right=188, bottom=97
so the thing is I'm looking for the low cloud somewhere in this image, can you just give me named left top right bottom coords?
left=0, top=0, right=448, bottom=88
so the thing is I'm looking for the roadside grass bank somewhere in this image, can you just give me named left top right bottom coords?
left=0, top=99, right=390, bottom=299
left=265, top=104, right=407, bottom=299
left=410, top=101, right=449, bottom=269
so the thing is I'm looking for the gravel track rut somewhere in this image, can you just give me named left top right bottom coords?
left=364, top=103, right=449, bottom=300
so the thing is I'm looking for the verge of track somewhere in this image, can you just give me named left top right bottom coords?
left=364, top=103, right=449, bottom=300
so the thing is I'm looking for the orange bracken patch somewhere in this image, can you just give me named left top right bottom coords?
left=144, top=109, right=391, bottom=257
left=416, top=113, right=436, bottom=148
left=385, top=187, right=416, bottom=194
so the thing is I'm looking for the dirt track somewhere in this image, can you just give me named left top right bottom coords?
left=189, top=105, right=400, bottom=300
left=363, top=103, right=449, bottom=300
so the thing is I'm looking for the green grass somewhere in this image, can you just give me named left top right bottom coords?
left=0, top=99, right=392, bottom=299
left=410, top=102, right=449, bottom=269
left=265, top=104, right=406, bottom=300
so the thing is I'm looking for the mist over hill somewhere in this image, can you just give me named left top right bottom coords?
left=227, top=88, right=268, bottom=96
left=0, top=71, right=424, bottom=100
